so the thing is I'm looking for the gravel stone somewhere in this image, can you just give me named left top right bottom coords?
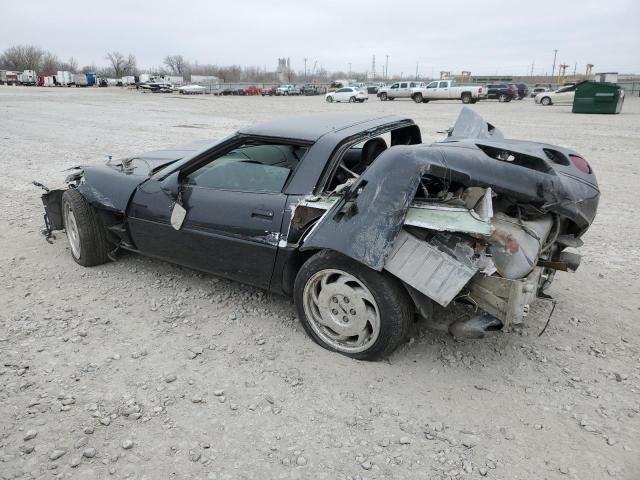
left=49, top=449, right=66, bottom=461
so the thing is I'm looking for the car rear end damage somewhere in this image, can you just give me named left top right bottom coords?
left=294, top=108, right=599, bottom=335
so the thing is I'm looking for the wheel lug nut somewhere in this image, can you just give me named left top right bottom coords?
left=350, top=309, right=356, bottom=315
left=344, top=297, right=350, bottom=303
left=342, top=316, right=349, bottom=322
left=332, top=309, right=339, bottom=315
left=332, top=297, right=338, bottom=303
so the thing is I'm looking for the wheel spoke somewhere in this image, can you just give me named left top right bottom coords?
left=302, top=268, right=381, bottom=354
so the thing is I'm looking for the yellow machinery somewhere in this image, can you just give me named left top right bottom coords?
left=558, top=64, right=570, bottom=84
left=585, top=64, right=594, bottom=80
left=440, top=71, right=471, bottom=81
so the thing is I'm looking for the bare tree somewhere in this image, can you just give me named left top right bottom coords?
left=0, top=45, right=45, bottom=70
left=40, top=52, right=61, bottom=75
left=123, top=54, right=137, bottom=76
left=164, top=55, right=188, bottom=75
left=105, top=51, right=126, bottom=77
left=81, top=64, right=98, bottom=74
left=67, top=57, right=78, bottom=72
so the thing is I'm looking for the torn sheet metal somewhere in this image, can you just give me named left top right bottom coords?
left=405, top=203, right=493, bottom=236
left=384, top=230, right=476, bottom=307
left=298, top=197, right=494, bottom=238
left=447, top=106, right=504, bottom=140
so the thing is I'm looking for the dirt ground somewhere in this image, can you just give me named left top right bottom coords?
left=1, top=87, right=639, bottom=480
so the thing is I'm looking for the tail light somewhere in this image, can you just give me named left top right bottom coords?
left=569, top=155, right=592, bottom=174
left=479, top=87, right=483, bottom=93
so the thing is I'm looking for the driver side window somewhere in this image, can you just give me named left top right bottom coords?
left=185, top=142, right=307, bottom=193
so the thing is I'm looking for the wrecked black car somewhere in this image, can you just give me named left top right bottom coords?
left=38, top=109, right=599, bottom=360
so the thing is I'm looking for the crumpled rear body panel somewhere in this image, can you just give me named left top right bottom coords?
left=302, top=124, right=599, bottom=272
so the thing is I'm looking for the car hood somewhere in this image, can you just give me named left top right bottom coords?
left=72, top=139, right=214, bottom=214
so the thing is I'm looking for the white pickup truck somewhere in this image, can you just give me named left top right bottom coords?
left=377, top=81, right=427, bottom=101
left=410, top=80, right=485, bottom=104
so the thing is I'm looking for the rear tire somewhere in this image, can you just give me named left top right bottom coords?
left=412, top=93, right=423, bottom=103
left=61, top=189, right=111, bottom=267
left=294, top=250, right=413, bottom=360
left=461, top=93, right=472, bottom=104
left=498, top=94, right=507, bottom=102
left=349, top=96, right=356, bottom=103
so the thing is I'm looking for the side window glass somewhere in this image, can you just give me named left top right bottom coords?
left=439, top=81, right=448, bottom=88
left=400, top=83, right=407, bottom=88
left=391, top=83, right=399, bottom=89
left=427, top=82, right=437, bottom=89
left=186, top=143, right=307, bottom=193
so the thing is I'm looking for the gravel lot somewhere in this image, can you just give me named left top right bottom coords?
left=1, top=87, right=639, bottom=480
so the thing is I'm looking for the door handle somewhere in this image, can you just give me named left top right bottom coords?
left=251, top=209, right=274, bottom=219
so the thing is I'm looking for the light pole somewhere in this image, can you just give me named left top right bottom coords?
left=551, top=49, right=558, bottom=79
left=385, top=55, right=389, bottom=81
left=304, top=58, right=307, bottom=82
left=348, top=62, right=352, bottom=79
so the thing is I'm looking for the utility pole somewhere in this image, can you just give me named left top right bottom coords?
left=385, top=55, right=389, bottom=81
left=551, top=49, right=558, bottom=78
left=530, top=60, right=535, bottom=76
left=415, top=62, right=419, bottom=80
left=304, top=58, right=307, bottom=82
left=348, top=62, right=352, bottom=78
left=371, top=55, right=376, bottom=80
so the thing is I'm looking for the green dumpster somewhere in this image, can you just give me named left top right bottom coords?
left=572, top=81, right=625, bottom=114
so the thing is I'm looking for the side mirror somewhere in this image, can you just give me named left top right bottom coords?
left=160, top=171, right=180, bottom=199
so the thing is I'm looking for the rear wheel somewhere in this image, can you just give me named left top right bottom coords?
left=326, top=96, right=333, bottom=103
left=461, top=93, right=472, bottom=104
left=541, top=96, right=552, bottom=106
left=498, top=93, right=507, bottom=102
left=294, top=250, right=413, bottom=360
left=349, top=96, right=356, bottom=103
left=413, top=93, right=423, bottom=103
left=379, top=92, right=387, bottom=101
left=61, top=189, right=110, bottom=267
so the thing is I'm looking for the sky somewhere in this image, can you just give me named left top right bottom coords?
left=2, top=0, right=639, bottom=76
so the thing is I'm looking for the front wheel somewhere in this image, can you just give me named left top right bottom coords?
left=498, top=94, right=507, bottom=102
left=412, top=93, right=423, bottom=103
left=294, top=250, right=413, bottom=360
left=541, top=96, right=552, bottom=106
left=379, top=92, right=387, bottom=101
left=61, top=189, right=111, bottom=267
left=349, top=96, right=356, bottom=103
left=326, top=96, right=333, bottom=103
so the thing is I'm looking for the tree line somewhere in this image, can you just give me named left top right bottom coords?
left=0, top=45, right=380, bottom=83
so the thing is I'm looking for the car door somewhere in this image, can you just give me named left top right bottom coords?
left=555, top=85, right=576, bottom=104
left=437, top=81, right=450, bottom=98
left=388, top=83, right=399, bottom=98
left=397, top=82, right=409, bottom=97
left=334, top=88, right=347, bottom=102
left=425, top=81, right=438, bottom=98
left=127, top=140, right=308, bottom=289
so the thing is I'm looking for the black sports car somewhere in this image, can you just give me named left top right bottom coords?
left=38, top=109, right=599, bottom=360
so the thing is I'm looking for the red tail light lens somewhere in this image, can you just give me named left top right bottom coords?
left=569, top=155, right=591, bottom=174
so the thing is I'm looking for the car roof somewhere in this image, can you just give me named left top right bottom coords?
left=238, top=112, right=408, bottom=142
